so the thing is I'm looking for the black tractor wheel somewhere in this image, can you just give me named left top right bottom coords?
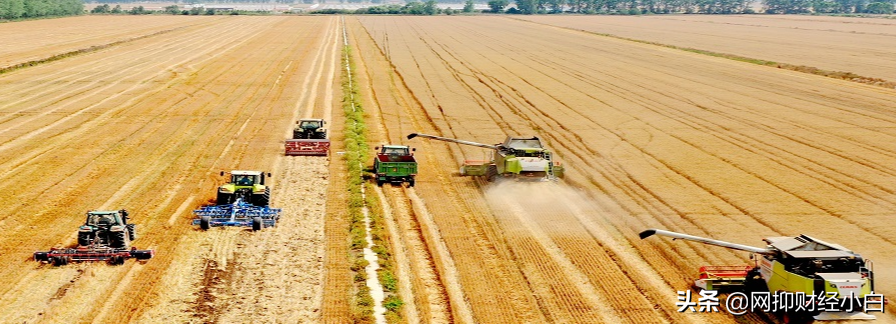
left=408, top=178, right=415, bottom=187
left=200, top=216, right=211, bottom=230
left=216, top=192, right=232, bottom=206
left=126, top=224, right=136, bottom=241
left=52, top=256, right=69, bottom=266
left=110, top=230, right=129, bottom=249
left=486, top=165, right=498, bottom=182
left=376, top=179, right=384, bottom=187
left=78, top=231, right=94, bottom=247
left=252, top=217, right=263, bottom=231
left=253, top=188, right=270, bottom=207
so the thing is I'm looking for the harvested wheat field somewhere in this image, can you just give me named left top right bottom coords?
left=2, top=13, right=895, bottom=324
left=516, top=15, right=896, bottom=83
left=0, top=15, right=341, bottom=323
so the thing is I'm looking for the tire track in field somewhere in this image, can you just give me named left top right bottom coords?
left=0, top=17, right=322, bottom=324
left=402, top=20, right=685, bottom=323
left=0, top=18, right=272, bottom=201
left=354, top=17, right=546, bottom=323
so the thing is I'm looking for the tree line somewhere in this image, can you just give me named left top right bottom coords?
left=316, top=0, right=894, bottom=14
left=0, top=0, right=82, bottom=19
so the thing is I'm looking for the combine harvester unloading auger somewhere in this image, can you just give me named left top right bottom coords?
left=34, top=210, right=154, bottom=266
left=285, top=119, right=330, bottom=156
left=193, top=170, right=282, bottom=231
left=406, top=133, right=564, bottom=181
left=640, top=229, right=882, bottom=321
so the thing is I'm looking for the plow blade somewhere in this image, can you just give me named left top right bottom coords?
left=34, top=246, right=154, bottom=265
left=285, top=139, right=330, bottom=156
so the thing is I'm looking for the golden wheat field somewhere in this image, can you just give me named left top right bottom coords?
left=1, top=14, right=895, bottom=324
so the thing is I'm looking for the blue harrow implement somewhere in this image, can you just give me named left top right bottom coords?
left=193, top=198, right=281, bottom=231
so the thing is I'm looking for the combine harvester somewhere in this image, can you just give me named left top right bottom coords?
left=407, top=133, right=564, bottom=181
left=193, top=170, right=281, bottom=231
left=34, top=210, right=154, bottom=265
left=641, top=229, right=881, bottom=321
left=285, top=118, right=329, bottom=156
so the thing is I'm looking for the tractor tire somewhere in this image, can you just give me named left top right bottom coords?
left=200, top=216, right=211, bottom=230
left=376, top=179, right=384, bottom=187
left=216, top=192, right=232, bottom=206
left=53, top=256, right=69, bottom=266
left=110, top=230, right=129, bottom=249
left=408, top=178, right=415, bottom=187
left=78, top=231, right=94, bottom=247
left=486, top=165, right=498, bottom=182
left=132, top=250, right=153, bottom=260
left=252, top=217, right=263, bottom=231
left=127, top=224, right=136, bottom=241
left=253, top=188, right=270, bottom=207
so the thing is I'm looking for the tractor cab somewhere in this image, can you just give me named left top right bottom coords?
left=227, top=170, right=266, bottom=187
left=85, top=211, right=126, bottom=227
left=298, top=119, right=324, bottom=130
left=217, top=170, right=272, bottom=207
left=381, top=145, right=412, bottom=156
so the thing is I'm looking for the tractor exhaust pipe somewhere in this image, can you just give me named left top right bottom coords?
left=640, top=229, right=775, bottom=255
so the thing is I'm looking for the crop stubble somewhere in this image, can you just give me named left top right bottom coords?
left=354, top=16, right=896, bottom=322
left=0, top=16, right=339, bottom=323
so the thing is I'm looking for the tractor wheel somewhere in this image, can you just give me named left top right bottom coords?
left=253, top=188, right=270, bottom=207
left=486, top=165, right=498, bottom=182
left=200, top=216, right=211, bottom=230
left=110, top=230, right=129, bottom=249
left=216, top=192, right=232, bottom=206
left=252, top=217, right=263, bottom=231
left=127, top=224, right=137, bottom=241
left=53, top=256, right=69, bottom=266
left=408, top=178, right=415, bottom=187
left=78, top=232, right=94, bottom=247
left=376, top=179, right=384, bottom=187
left=51, top=257, right=62, bottom=266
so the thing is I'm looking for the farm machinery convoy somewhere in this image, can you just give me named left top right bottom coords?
left=406, top=133, right=564, bottom=181
left=640, top=229, right=882, bottom=321
left=34, top=210, right=154, bottom=266
left=285, top=118, right=330, bottom=156
left=193, top=170, right=281, bottom=231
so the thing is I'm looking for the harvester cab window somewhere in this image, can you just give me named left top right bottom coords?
left=233, top=175, right=255, bottom=186
left=302, top=121, right=321, bottom=129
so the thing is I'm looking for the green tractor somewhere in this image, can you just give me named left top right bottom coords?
left=216, top=170, right=272, bottom=207
left=407, top=133, right=564, bottom=181
left=293, top=119, right=327, bottom=140
left=78, top=210, right=136, bottom=249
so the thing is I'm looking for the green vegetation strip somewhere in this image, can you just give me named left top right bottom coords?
left=0, top=27, right=185, bottom=75
left=341, top=44, right=403, bottom=323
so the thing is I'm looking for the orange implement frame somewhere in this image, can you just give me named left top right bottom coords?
left=695, top=265, right=754, bottom=291
left=285, top=139, right=330, bottom=156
